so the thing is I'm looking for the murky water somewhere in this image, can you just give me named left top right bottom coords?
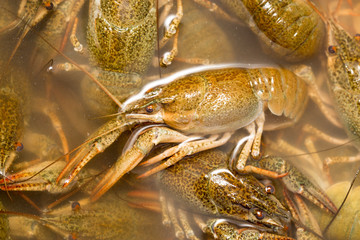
left=0, top=0, right=359, bottom=239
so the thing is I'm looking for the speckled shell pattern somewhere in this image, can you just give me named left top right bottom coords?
left=0, top=66, right=28, bottom=170
left=249, top=156, right=337, bottom=212
left=219, top=0, right=325, bottom=61
left=87, top=0, right=157, bottom=74
left=327, top=21, right=360, bottom=149
left=85, top=0, right=157, bottom=115
left=159, top=150, right=288, bottom=223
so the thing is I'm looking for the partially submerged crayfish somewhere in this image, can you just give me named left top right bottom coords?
left=140, top=148, right=336, bottom=239
left=56, top=64, right=312, bottom=201
left=29, top=0, right=157, bottom=115
left=247, top=155, right=337, bottom=214
left=244, top=155, right=338, bottom=239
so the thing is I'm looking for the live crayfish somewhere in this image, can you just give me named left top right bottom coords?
left=295, top=3, right=360, bottom=174
left=158, top=149, right=291, bottom=233
left=325, top=17, right=360, bottom=148
left=0, top=148, right=335, bottom=240
left=0, top=0, right=356, bottom=240
left=9, top=0, right=157, bottom=116
left=130, top=148, right=336, bottom=239
left=0, top=11, right=77, bottom=194
left=0, top=185, right=168, bottom=240
left=241, top=154, right=338, bottom=239
left=55, top=64, right=314, bottom=201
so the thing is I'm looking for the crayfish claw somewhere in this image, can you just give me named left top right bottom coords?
left=249, top=156, right=338, bottom=214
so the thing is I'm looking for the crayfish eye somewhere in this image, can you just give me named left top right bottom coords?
left=355, top=34, right=360, bottom=42
left=265, top=184, right=275, bottom=194
left=328, top=45, right=337, bottom=54
left=44, top=1, right=54, bottom=10
left=253, top=208, right=265, bottom=220
left=71, top=201, right=81, bottom=211
left=144, top=103, right=161, bottom=114
left=14, top=142, right=23, bottom=152
left=145, top=105, right=154, bottom=113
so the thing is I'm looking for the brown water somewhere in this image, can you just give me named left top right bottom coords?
left=0, top=0, right=359, bottom=239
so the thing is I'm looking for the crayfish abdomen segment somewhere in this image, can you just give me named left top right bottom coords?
left=248, top=68, right=308, bottom=120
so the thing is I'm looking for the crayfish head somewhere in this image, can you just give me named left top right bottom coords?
left=326, top=19, right=360, bottom=75
left=121, top=74, right=206, bottom=131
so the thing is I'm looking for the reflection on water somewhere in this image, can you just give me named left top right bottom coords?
left=0, top=0, right=359, bottom=239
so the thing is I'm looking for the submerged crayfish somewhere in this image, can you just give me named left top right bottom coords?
left=4, top=187, right=167, bottom=240
left=300, top=7, right=360, bottom=173
left=326, top=17, right=360, bottom=147
left=56, top=64, right=312, bottom=201
left=157, top=149, right=291, bottom=239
